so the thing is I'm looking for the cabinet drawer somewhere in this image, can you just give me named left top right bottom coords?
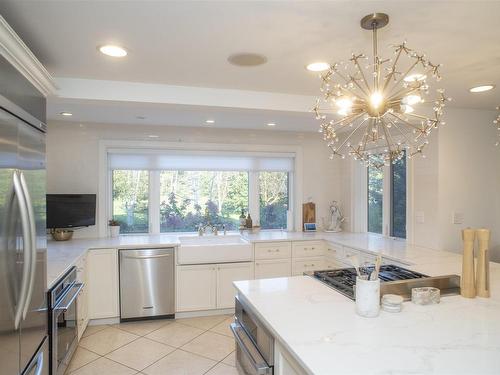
left=254, top=259, right=291, bottom=279
left=292, top=257, right=325, bottom=275
left=324, top=258, right=348, bottom=270
left=343, top=246, right=361, bottom=260
left=325, top=242, right=344, bottom=260
left=292, top=241, right=324, bottom=258
left=255, top=242, right=292, bottom=260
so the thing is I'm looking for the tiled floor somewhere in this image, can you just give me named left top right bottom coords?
left=68, top=314, right=237, bottom=375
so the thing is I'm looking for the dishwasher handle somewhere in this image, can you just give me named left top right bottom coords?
left=122, top=253, right=172, bottom=260
left=231, top=322, right=272, bottom=375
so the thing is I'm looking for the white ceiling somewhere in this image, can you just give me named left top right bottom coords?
left=1, top=1, right=499, bottom=130
left=48, top=98, right=318, bottom=132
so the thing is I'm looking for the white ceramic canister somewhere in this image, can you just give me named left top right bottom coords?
left=355, top=277, right=380, bottom=318
left=109, top=225, right=120, bottom=238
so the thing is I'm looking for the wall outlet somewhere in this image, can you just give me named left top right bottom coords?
left=415, top=211, right=425, bottom=224
left=452, top=211, right=464, bottom=225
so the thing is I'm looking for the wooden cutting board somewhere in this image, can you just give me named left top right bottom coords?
left=302, top=202, right=316, bottom=230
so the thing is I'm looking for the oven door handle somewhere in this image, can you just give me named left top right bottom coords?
left=54, top=283, right=84, bottom=312
left=230, top=322, right=272, bottom=375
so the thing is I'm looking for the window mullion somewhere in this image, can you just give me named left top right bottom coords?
left=248, top=171, right=259, bottom=226
left=149, top=170, right=160, bottom=234
left=382, top=164, right=391, bottom=236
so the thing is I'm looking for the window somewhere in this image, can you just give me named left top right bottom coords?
left=391, top=153, right=407, bottom=238
left=112, top=170, right=149, bottom=233
left=366, top=152, right=407, bottom=238
left=259, top=171, right=289, bottom=229
left=367, top=158, right=383, bottom=234
left=159, top=171, right=248, bottom=232
left=107, top=149, right=294, bottom=234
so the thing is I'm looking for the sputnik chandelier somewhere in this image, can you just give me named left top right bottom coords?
left=494, top=106, right=500, bottom=147
left=313, top=13, right=450, bottom=167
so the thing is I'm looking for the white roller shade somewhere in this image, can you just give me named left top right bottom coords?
left=107, top=149, right=295, bottom=172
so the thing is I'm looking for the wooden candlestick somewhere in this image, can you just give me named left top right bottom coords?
left=476, top=228, right=491, bottom=298
left=461, top=229, right=476, bottom=298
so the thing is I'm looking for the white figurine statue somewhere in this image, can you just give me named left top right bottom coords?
left=325, top=201, right=344, bottom=232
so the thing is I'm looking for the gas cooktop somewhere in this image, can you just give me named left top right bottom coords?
left=310, top=265, right=428, bottom=300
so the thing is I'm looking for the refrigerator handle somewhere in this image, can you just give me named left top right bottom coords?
left=12, top=170, right=32, bottom=329
left=19, top=172, right=37, bottom=320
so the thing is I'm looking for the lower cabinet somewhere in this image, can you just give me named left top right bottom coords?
left=176, top=264, right=217, bottom=312
left=291, top=257, right=325, bottom=276
left=176, top=262, right=253, bottom=312
left=87, top=248, right=119, bottom=319
left=254, top=259, right=291, bottom=279
left=76, top=254, right=89, bottom=340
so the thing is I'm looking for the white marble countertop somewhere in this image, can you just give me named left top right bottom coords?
left=46, top=230, right=462, bottom=288
left=234, top=254, right=500, bottom=374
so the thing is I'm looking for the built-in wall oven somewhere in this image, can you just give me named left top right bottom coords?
left=231, top=296, right=274, bottom=375
left=48, top=266, right=84, bottom=375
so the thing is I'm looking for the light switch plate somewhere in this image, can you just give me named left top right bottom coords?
left=415, top=211, right=425, bottom=224
left=452, top=211, right=464, bottom=224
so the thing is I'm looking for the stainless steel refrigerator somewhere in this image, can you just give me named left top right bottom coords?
left=0, top=91, right=48, bottom=373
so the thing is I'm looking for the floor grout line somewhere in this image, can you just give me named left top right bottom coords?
left=74, top=315, right=235, bottom=374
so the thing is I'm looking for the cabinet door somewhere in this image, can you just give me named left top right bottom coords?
left=87, top=249, right=119, bottom=319
left=254, top=259, right=291, bottom=279
left=176, top=265, right=217, bottom=312
left=217, top=263, right=254, bottom=309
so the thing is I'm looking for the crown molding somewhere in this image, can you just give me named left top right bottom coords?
left=0, top=16, right=57, bottom=96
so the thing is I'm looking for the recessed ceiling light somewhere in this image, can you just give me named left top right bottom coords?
left=59, top=111, right=72, bottom=116
left=469, top=84, right=495, bottom=93
left=306, top=62, right=330, bottom=72
left=148, top=135, right=159, bottom=138
left=136, top=115, right=146, bottom=120
left=99, top=45, right=127, bottom=57
left=228, top=53, right=267, bottom=67
left=205, top=119, right=215, bottom=124
left=267, top=123, right=276, bottom=127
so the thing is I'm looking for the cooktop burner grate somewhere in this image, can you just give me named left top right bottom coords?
left=312, top=265, right=428, bottom=300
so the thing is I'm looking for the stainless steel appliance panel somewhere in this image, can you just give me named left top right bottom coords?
left=235, top=296, right=274, bottom=366
left=18, top=119, right=47, bottom=374
left=0, top=108, right=22, bottom=375
left=49, top=267, right=82, bottom=375
left=119, top=248, right=175, bottom=320
left=22, top=336, right=49, bottom=375
left=231, top=323, right=272, bottom=375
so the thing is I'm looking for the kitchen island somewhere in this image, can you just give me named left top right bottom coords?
left=234, top=261, right=500, bottom=374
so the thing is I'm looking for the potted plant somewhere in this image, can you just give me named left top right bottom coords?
left=108, top=219, right=121, bottom=238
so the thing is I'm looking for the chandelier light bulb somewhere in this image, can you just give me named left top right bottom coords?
left=404, top=73, right=427, bottom=82
left=335, top=97, right=353, bottom=109
left=370, top=91, right=384, bottom=109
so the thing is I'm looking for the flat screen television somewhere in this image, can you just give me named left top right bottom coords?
left=46, top=194, right=96, bottom=229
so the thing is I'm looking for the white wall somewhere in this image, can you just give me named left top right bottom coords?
left=46, top=121, right=341, bottom=238
left=340, top=107, right=500, bottom=260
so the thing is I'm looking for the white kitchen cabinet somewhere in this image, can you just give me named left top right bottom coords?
left=177, top=262, right=253, bottom=312
left=176, top=264, right=217, bottom=312
left=87, top=248, right=119, bottom=319
left=292, top=257, right=325, bottom=276
left=254, top=259, right=291, bottom=279
left=274, top=342, right=304, bottom=375
left=292, top=240, right=325, bottom=258
left=75, top=254, right=89, bottom=340
left=216, top=263, right=254, bottom=308
left=254, top=241, right=292, bottom=260
left=325, top=242, right=344, bottom=260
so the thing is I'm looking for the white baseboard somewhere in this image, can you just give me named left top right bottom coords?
left=88, top=308, right=235, bottom=326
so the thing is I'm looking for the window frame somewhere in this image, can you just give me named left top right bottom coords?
left=100, top=140, right=301, bottom=236
left=364, top=154, right=410, bottom=239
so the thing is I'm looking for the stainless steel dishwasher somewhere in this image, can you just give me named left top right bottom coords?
left=119, top=248, right=175, bottom=321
